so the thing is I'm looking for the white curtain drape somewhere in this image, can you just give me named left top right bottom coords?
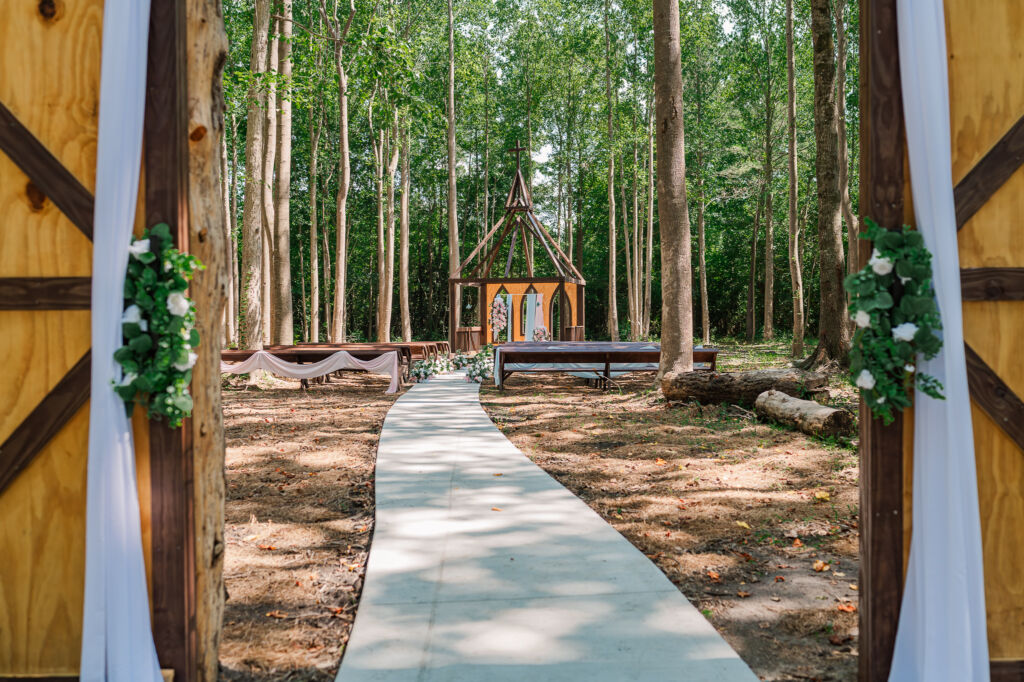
left=890, top=1, right=989, bottom=679
left=80, top=0, right=162, bottom=680
left=524, top=293, right=538, bottom=340
left=221, top=350, right=402, bottom=394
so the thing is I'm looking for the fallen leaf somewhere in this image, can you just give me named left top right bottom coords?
left=493, top=473, right=503, bottom=477
left=792, top=538, right=804, bottom=548
left=829, top=634, right=854, bottom=646
left=837, top=603, right=857, bottom=613
left=814, top=491, right=831, bottom=502
left=737, top=591, right=751, bottom=598
left=813, top=560, right=828, bottom=572
left=849, top=584, right=859, bottom=591
left=736, top=521, right=751, bottom=530
left=771, top=596, right=781, bottom=602
left=265, top=610, right=288, bottom=619
left=257, top=544, right=277, bottom=551
left=491, top=507, right=503, bottom=512
left=655, top=458, right=667, bottom=466
left=775, top=575, right=786, bottom=582
left=707, top=570, right=721, bottom=582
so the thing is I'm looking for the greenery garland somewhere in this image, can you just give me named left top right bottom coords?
left=844, top=219, right=944, bottom=424
left=114, top=223, right=203, bottom=428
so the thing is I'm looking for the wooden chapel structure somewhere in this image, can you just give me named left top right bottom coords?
left=449, top=143, right=585, bottom=351
left=860, top=0, right=1024, bottom=679
left=0, top=1, right=228, bottom=680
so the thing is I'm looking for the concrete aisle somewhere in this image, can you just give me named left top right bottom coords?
left=337, top=372, right=758, bottom=682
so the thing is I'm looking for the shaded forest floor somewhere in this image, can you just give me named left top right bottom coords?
left=480, top=339, right=861, bottom=681
left=219, top=373, right=397, bottom=681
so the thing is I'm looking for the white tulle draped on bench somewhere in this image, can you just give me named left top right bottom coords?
left=221, top=350, right=401, bottom=394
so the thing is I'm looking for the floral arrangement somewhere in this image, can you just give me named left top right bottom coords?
left=464, top=348, right=494, bottom=383
left=532, top=325, right=550, bottom=342
left=114, top=223, right=203, bottom=428
left=410, top=359, right=434, bottom=382
left=452, top=350, right=470, bottom=369
left=845, top=219, right=944, bottom=423
left=489, top=297, right=508, bottom=338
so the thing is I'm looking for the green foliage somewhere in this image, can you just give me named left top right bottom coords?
left=115, top=223, right=204, bottom=428
left=844, top=219, right=944, bottom=423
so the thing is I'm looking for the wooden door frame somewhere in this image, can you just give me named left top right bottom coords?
left=145, top=0, right=197, bottom=679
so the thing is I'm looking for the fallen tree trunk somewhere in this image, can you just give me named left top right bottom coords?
left=661, top=368, right=828, bottom=406
left=754, top=390, right=854, bottom=437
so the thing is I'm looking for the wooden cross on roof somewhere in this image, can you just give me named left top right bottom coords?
left=508, top=139, right=527, bottom=171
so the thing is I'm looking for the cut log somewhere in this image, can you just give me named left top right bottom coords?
left=754, top=390, right=854, bottom=437
left=661, top=368, right=828, bottom=406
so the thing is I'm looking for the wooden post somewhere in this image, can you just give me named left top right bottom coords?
left=146, top=0, right=198, bottom=679
left=858, top=0, right=906, bottom=679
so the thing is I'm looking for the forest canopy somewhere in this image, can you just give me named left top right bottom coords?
left=222, top=0, right=859, bottom=351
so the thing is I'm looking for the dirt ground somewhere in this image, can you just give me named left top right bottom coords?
left=479, top=340, right=861, bottom=682
left=219, top=372, right=398, bottom=681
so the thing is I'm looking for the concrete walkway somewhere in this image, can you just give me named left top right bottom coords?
left=337, top=372, right=757, bottom=682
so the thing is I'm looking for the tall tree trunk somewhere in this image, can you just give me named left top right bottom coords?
left=298, top=239, right=307, bottom=339
left=653, top=0, right=694, bottom=378
left=221, top=115, right=234, bottom=347
left=261, top=18, right=279, bottom=343
left=525, top=48, right=535, bottom=272
left=620, top=161, right=635, bottom=340
left=272, top=0, right=293, bottom=344
left=379, top=123, right=398, bottom=342
left=447, top=0, right=460, bottom=334
left=230, top=112, right=240, bottom=346
left=787, top=0, right=804, bottom=357
left=746, top=190, right=762, bottom=341
left=241, top=0, right=270, bottom=349
left=697, top=165, right=710, bottom=347
left=761, top=29, right=774, bottom=342
left=373, top=123, right=386, bottom=340
left=603, top=0, right=619, bottom=341
left=309, top=105, right=321, bottom=342
left=644, top=101, right=655, bottom=338
left=400, top=125, right=412, bottom=342
left=321, top=1, right=356, bottom=342
left=483, top=52, right=491, bottom=251
left=835, top=0, right=856, bottom=280
left=804, top=0, right=850, bottom=367
left=632, top=103, right=641, bottom=339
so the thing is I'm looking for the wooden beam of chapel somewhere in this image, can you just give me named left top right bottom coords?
left=474, top=217, right=517, bottom=279
left=965, top=344, right=1024, bottom=455
left=961, top=267, right=1024, bottom=300
left=525, top=210, right=585, bottom=282
left=457, top=213, right=509, bottom=275
left=954, top=112, right=1024, bottom=230
left=0, top=101, right=95, bottom=240
left=519, top=219, right=534, bottom=277
left=527, top=215, right=566, bottom=278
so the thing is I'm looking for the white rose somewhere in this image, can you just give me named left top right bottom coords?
left=876, top=396, right=886, bottom=404
left=122, top=304, right=142, bottom=325
left=172, top=351, right=198, bottom=372
left=852, top=309, right=871, bottom=328
left=164, top=260, right=173, bottom=272
left=128, top=238, right=151, bottom=259
left=905, top=364, right=916, bottom=373
left=167, top=291, right=190, bottom=316
left=892, top=322, right=919, bottom=343
left=139, top=319, right=148, bottom=332
left=856, top=369, right=877, bottom=390
left=869, top=249, right=894, bottom=276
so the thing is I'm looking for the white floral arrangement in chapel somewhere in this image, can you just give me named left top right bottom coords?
left=532, top=324, right=550, bottom=342
left=114, top=223, right=203, bottom=428
left=489, top=297, right=508, bottom=335
left=409, top=359, right=434, bottom=382
left=845, top=219, right=944, bottom=424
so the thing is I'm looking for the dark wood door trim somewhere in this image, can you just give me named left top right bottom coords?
left=955, top=113, right=1024, bottom=231
left=0, top=100, right=94, bottom=240
left=858, top=0, right=906, bottom=679
left=961, top=267, right=1024, bottom=301
left=965, top=344, right=1024, bottom=454
left=145, top=0, right=196, bottom=679
left=0, top=350, right=91, bottom=495
left=0, top=277, right=91, bottom=309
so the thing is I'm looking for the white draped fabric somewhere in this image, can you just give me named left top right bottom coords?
left=80, top=0, right=163, bottom=680
left=221, top=350, right=401, bottom=394
left=890, top=2, right=990, bottom=679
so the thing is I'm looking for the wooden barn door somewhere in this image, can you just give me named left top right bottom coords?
left=861, top=1, right=1024, bottom=679
left=946, top=1, right=1024, bottom=675
left=0, top=1, right=194, bottom=679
